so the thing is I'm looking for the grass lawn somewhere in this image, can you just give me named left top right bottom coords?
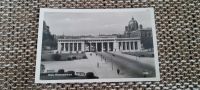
left=41, top=52, right=87, bottom=61
left=123, top=51, right=154, bottom=57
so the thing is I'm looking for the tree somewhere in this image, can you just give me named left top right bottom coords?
left=86, top=72, right=98, bottom=79
left=141, top=37, right=153, bottom=50
left=42, top=21, right=58, bottom=50
left=52, top=53, right=61, bottom=61
left=67, top=71, right=75, bottom=76
left=58, top=69, right=65, bottom=74
left=40, top=64, right=45, bottom=73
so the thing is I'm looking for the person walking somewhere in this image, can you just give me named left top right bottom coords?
left=97, top=62, right=99, bottom=68
left=117, top=69, right=120, bottom=75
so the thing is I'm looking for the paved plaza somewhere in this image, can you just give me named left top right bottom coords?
left=42, top=52, right=155, bottom=78
left=42, top=52, right=130, bottom=78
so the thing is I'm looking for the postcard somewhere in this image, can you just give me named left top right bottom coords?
left=35, top=8, right=160, bottom=83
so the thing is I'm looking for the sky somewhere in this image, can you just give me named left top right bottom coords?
left=44, top=10, right=153, bottom=36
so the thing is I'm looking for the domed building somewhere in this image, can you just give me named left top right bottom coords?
left=124, top=17, right=139, bottom=37
left=124, top=17, right=153, bottom=50
left=128, top=17, right=139, bottom=31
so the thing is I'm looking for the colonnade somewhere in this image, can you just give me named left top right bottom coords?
left=118, top=41, right=140, bottom=51
left=57, top=39, right=141, bottom=53
left=58, top=42, right=84, bottom=53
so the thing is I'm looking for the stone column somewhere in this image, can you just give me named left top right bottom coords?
left=67, top=43, right=70, bottom=52
left=107, top=42, right=109, bottom=52
left=76, top=43, right=78, bottom=52
left=72, top=42, right=74, bottom=52
left=129, top=42, right=131, bottom=51
left=119, top=42, right=121, bottom=51
left=63, top=43, right=66, bottom=52
left=126, top=42, right=128, bottom=51
left=120, top=42, right=122, bottom=51
left=113, top=41, right=119, bottom=52
left=118, top=42, right=120, bottom=51
left=57, top=42, right=61, bottom=53
left=81, top=42, right=84, bottom=52
left=127, top=42, right=129, bottom=51
left=74, top=43, right=76, bottom=51
left=78, top=43, right=80, bottom=51
left=69, top=43, right=71, bottom=52
left=74, top=43, right=76, bottom=52
left=125, top=42, right=127, bottom=51
left=137, top=40, right=141, bottom=51
left=90, top=42, right=92, bottom=52
left=96, top=42, right=98, bottom=52
left=101, top=42, right=103, bottom=52
left=120, top=42, right=123, bottom=51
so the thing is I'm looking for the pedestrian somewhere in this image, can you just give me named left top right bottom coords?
left=117, top=69, right=120, bottom=75
left=97, top=62, right=99, bottom=68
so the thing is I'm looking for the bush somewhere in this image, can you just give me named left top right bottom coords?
left=86, top=72, right=94, bottom=78
left=67, top=57, right=72, bottom=60
left=67, top=71, right=75, bottom=76
left=140, top=55, right=145, bottom=57
left=86, top=72, right=98, bottom=79
left=82, top=55, right=87, bottom=59
left=72, top=56, right=77, bottom=60
left=58, top=69, right=64, bottom=74
left=52, top=54, right=61, bottom=61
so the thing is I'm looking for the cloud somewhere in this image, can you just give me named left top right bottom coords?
left=64, top=18, right=71, bottom=22
left=102, top=24, right=120, bottom=28
left=44, top=10, right=152, bottom=36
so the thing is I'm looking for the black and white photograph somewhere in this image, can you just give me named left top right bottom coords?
left=35, top=8, right=160, bottom=83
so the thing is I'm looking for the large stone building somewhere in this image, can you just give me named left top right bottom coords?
left=57, top=36, right=141, bottom=53
left=56, top=17, right=153, bottom=53
left=124, top=17, right=153, bottom=50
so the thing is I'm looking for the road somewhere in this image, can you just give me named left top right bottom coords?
left=96, top=52, right=156, bottom=77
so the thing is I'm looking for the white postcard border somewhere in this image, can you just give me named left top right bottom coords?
left=35, top=8, right=160, bottom=83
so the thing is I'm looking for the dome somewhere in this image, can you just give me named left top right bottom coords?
left=128, top=17, right=139, bottom=31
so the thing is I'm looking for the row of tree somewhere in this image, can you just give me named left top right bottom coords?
left=42, top=21, right=57, bottom=50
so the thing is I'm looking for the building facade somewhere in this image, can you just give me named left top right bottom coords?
left=124, top=18, right=153, bottom=50
left=57, top=37, right=141, bottom=53
left=56, top=17, right=153, bottom=53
